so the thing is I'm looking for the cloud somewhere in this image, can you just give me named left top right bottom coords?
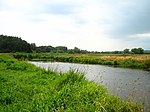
left=107, top=0, right=150, bottom=37
left=39, top=2, right=82, bottom=15
left=0, top=0, right=149, bottom=51
left=129, top=33, right=150, bottom=38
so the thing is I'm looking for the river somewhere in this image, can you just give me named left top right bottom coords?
left=30, top=61, right=150, bottom=111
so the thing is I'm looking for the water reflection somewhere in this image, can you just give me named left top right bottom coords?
left=30, top=61, right=150, bottom=111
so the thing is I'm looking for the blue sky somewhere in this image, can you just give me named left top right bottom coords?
left=0, top=0, right=150, bottom=51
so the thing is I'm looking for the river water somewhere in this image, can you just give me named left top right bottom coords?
left=30, top=61, right=150, bottom=111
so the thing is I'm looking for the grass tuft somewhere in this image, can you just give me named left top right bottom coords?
left=0, top=55, right=143, bottom=111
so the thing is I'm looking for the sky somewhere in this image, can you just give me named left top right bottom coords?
left=0, top=0, right=150, bottom=51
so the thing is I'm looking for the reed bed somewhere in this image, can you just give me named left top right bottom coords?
left=13, top=53, right=150, bottom=70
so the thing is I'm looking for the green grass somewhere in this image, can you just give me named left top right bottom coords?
left=13, top=53, right=150, bottom=70
left=0, top=55, right=143, bottom=111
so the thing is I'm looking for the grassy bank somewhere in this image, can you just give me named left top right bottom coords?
left=0, top=54, right=143, bottom=111
left=13, top=53, right=150, bottom=70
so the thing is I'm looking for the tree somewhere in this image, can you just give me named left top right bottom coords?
left=30, top=43, right=36, bottom=51
left=46, top=46, right=54, bottom=52
left=73, top=47, right=81, bottom=53
left=113, top=51, right=119, bottom=54
left=35, top=46, right=53, bottom=53
left=131, top=48, right=144, bottom=54
left=55, top=46, right=68, bottom=53
left=0, top=35, right=32, bottom=53
left=123, top=49, right=130, bottom=54
left=138, top=48, right=144, bottom=54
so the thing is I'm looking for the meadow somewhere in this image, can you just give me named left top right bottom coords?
left=13, top=53, right=150, bottom=70
left=0, top=54, right=143, bottom=111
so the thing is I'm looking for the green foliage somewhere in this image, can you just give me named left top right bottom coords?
left=1, top=34, right=147, bottom=55
left=34, top=46, right=88, bottom=54
left=55, top=46, right=68, bottom=53
left=13, top=53, right=150, bottom=70
left=113, top=51, right=120, bottom=54
left=0, top=35, right=32, bottom=53
left=131, top=48, right=144, bottom=54
left=35, top=46, right=55, bottom=53
left=124, top=49, right=130, bottom=54
left=144, top=60, right=150, bottom=70
left=0, top=55, right=142, bottom=111
left=119, top=59, right=144, bottom=68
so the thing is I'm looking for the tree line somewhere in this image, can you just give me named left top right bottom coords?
left=123, top=48, right=144, bottom=54
left=0, top=34, right=148, bottom=54
left=0, top=35, right=88, bottom=53
left=33, top=45, right=88, bottom=54
left=0, top=35, right=32, bottom=53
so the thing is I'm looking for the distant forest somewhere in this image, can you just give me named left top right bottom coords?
left=0, top=35, right=88, bottom=53
left=0, top=35, right=149, bottom=54
left=0, top=35, right=31, bottom=53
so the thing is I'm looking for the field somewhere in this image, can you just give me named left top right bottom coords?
left=13, top=53, right=150, bottom=70
left=0, top=54, right=143, bottom=111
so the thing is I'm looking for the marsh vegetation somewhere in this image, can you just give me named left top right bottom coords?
left=13, top=53, right=150, bottom=70
left=31, top=61, right=150, bottom=111
left=0, top=55, right=143, bottom=111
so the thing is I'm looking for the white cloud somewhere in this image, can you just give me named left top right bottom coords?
left=0, top=0, right=149, bottom=51
left=129, top=33, right=150, bottom=38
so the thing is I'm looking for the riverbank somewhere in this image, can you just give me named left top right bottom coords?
left=13, top=53, right=150, bottom=70
left=0, top=54, right=143, bottom=111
